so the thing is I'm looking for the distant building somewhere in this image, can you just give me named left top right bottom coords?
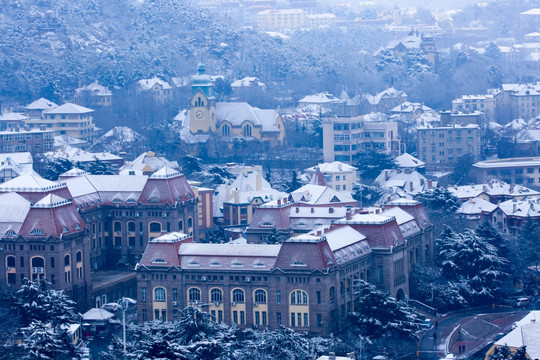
left=0, top=152, right=34, bottom=183
left=497, top=83, right=540, bottom=122
left=375, top=168, right=435, bottom=201
left=45, top=145, right=124, bottom=169
left=136, top=77, right=173, bottom=103
left=26, top=103, right=95, bottom=142
left=231, top=77, right=266, bottom=102
left=0, top=112, right=26, bottom=131
left=416, top=124, right=482, bottom=169
left=386, top=30, right=439, bottom=69
left=473, top=157, right=540, bottom=185
left=24, top=98, right=58, bottom=121
left=448, top=180, right=539, bottom=203
left=256, top=9, right=306, bottom=30
left=186, top=63, right=286, bottom=145
left=520, top=8, right=540, bottom=32
left=494, top=197, right=540, bottom=235
left=323, top=116, right=400, bottom=164
left=452, top=94, right=495, bottom=123
left=366, top=87, right=408, bottom=114
left=119, top=151, right=180, bottom=176
left=440, top=111, right=486, bottom=127
left=74, top=81, right=113, bottom=108
left=298, top=92, right=345, bottom=115
left=303, top=161, right=358, bottom=192
left=395, top=152, right=425, bottom=171
left=0, top=127, right=54, bottom=155
left=456, top=197, right=497, bottom=226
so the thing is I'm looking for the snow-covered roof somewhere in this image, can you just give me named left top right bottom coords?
left=304, top=161, right=357, bottom=174
left=0, top=174, right=64, bottom=192
left=54, top=135, right=88, bottom=148
left=151, top=232, right=191, bottom=243
left=520, top=8, right=540, bottom=15
left=44, top=102, right=94, bottom=114
left=82, top=308, right=115, bottom=321
left=498, top=197, right=540, bottom=217
left=322, top=225, right=366, bottom=251
left=75, top=80, right=112, bottom=96
left=137, top=77, right=172, bottom=90
left=474, top=157, right=540, bottom=169
left=231, top=76, right=266, bottom=88
left=494, top=311, right=540, bottom=360
left=0, top=112, right=27, bottom=121
left=390, top=102, right=433, bottom=114
left=25, top=98, right=58, bottom=111
left=45, top=145, right=121, bottom=163
left=366, top=87, right=407, bottom=105
left=334, top=213, right=395, bottom=225
left=215, top=102, right=281, bottom=133
left=120, top=151, right=179, bottom=173
left=59, top=167, right=89, bottom=178
left=179, top=243, right=281, bottom=257
left=32, top=194, right=72, bottom=208
left=0, top=192, right=31, bottom=235
left=374, top=169, right=430, bottom=197
left=289, top=184, right=355, bottom=206
left=298, top=92, right=343, bottom=104
left=456, top=197, right=497, bottom=215
left=395, top=153, right=425, bottom=168
left=448, top=180, right=539, bottom=200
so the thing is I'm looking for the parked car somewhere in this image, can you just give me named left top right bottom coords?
left=514, top=297, right=530, bottom=308
left=101, top=303, right=121, bottom=312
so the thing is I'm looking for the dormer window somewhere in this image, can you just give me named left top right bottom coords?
left=209, top=261, right=222, bottom=267
left=5, top=230, right=16, bottom=237
left=187, top=261, right=200, bottom=267
left=253, top=261, right=266, bottom=268
left=260, top=222, right=273, bottom=227
left=330, top=196, right=340, bottom=203
left=126, top=198, right=137, bottom=204
left=231, top=261, right=244, bottom=267
left=291, top=261, right=307, bottom=267
left=30, top=229, right=45, bottom=236
left=152, top=258, right=166, bottom=264
left=75, top=224, right=82, bottom=230
left=149, top=196, right=161, bottom=203
left=112, top=198, right=122, bottom=204
left=62, top=227, right=69, bottom=234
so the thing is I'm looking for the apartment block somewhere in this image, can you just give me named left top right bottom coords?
left=417, top=124, right=482, bottom=169
left=323, top=116, right=400, bottom=164
left=451, top=94, right=495, bottom=123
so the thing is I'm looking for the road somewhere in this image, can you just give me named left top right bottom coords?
left=417, top=305, right=524, bottom=360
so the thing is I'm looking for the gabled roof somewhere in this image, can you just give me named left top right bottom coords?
left=0, top=112, right=27, bottom=121
left=395, top=153, right=425, bottom=168
left=121, top=151, right=179, bottom=173
left=289, top=184, right=355, bottom=206
left=498, top=197, right=540, bottom=217
left=0, top=174, right=65, bottom=193
left=366, top=87, right=407, bottom=105
left=32, top=194, right=72, bottom=208
left=75, top=80, right=112, bottom=96
left=304, top=161, right=357, bottom=174
left=82, top=308, right=114, bottom=321
left=137, top=77, right=172, bottom=90
left=0, top=192, right=31, bottom=236
left=231, top=76, right=266, bottom=88
left=44, top=102, right=94, bottom=114
left=456, top=197, right=497, bottom=215
left=215, top=102, right=281, bottom=132
left=298, top=92, right=342, bottom=104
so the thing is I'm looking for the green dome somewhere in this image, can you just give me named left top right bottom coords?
left=192, top=62, right=214, bottom=97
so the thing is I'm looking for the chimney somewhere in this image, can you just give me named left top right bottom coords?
left=311, top=207, right=314, bottom=213
left=283, top=197, right=287, bottom=204
left=296, top=207, right=299, bottom=213
left=385, top=170, right=390, bottom=181
left=409, top=181, right=414, bottom=192
left=329, top=353, right=336, bottom=360
left=347, top=353, right=356, bottom=360
left=531, top=318, right=536, bottom=324
left=346, top=208, right=352, bottom=220
left=278, top=199, right=282, bottom=206
left=428, top=180, right=432, bottom=188
left=329, top=207, right=334, bottom=213
left=513, top=203, right=517, bottom=213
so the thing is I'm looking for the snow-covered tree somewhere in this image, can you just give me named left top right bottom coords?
left=353, top=183, right=383, bottom=207
left=22, top=321, right=76, bottom=360
left=354, top=147, right=396, bottom=181
left=416, top=188, right=460, bottom=213
left=202, top=225, right=229, bottom=243
left=265, top=227, right=286, bottom=244
left=42, top=158, right=73, bottom=181
left=180, top=155, right=203, bottom=176
left=286, top=171, right=302, bottom=193
left=14, top=280, right=79, bottom=328
left=438, top=229, right=509, bottom=304
left=409, top=265, right=466, bottom=312
left=347, top=280, right=422, bottom=340
left=83, top=158, right=116, bottom=175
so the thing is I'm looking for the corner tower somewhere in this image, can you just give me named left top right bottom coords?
left=190, top=62, right=216, bottom=134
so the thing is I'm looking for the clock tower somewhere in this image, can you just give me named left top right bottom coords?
left=189, top=62, right=216, bottom=134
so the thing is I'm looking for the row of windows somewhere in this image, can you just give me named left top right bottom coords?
left=148, top=287, right=308, bottom=305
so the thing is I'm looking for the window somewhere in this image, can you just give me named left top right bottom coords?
left=149, top=222, right=162, bottom=233
left=154, top=287, right=166, bottom=302
left=142, top=309, right=147, bottom=322
left=243, top=124, right=252, bottom=137
left=232, top=289, right=245, bottom=303
left=6, top=256, right=15, bottom=267
left=188, top=287, right=201, bottom=303
left=187, top=217, right=193, bottom=228
left=210, top=288, right=223, bottom=303
left=290, top=290, right=308, bottom=305
left=277, top=312, right=282, bottom=325
left=222, top=125, right=230, bottom=136
left=316, top=291, right=321, bottom=304
left=172, top=288, right=178, bottom=303
left=254, top=289, right=267, bottom=304
left=64, top=254, right=70, bottom=266
left=142, top=287, right=147, bottom=302
left=276, top=290, right=281, bottom=303
left=76, top=251, right=82, bottom=262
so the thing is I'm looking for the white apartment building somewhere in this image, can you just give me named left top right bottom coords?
left=303, top=161, right=358, bottom=191
left=452, top=94, right=496, bottom=123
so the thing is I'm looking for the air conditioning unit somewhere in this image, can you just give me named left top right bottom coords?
left=172, top=301, right=178, bottom=306
left=245, top=278, right=251, bottom=282
left=232, top=302, right=236, bottom=306
left=5, top=267, right=10, bottom=271
left=135, top=213, right=140, bottom=217
left=253, top=303, right=258, bottom=307
left=162, top=214, right=167, bottom=218
left=116, top=231, right=121, bottom=235
left=214, top=302, right=220, bottom=307
left=201, top=276, right=207, bottom=281
left=139, top=232, right=144, bottom=235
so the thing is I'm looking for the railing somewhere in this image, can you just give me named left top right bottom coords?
left=408, top=298, right=437, bottom=315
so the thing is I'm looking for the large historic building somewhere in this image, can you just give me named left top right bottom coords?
left=184, top=63, right=285, bottom=145
left=0, top=167, right=199, bottom=308
left=136, top=199, right=433, bottom=335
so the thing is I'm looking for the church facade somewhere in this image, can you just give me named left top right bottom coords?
left=187, top=64, right=286, bottom=145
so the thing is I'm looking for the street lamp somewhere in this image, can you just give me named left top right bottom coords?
left=117, top=297, right=130, bottom=353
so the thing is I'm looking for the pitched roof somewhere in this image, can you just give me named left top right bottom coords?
left=395, top=153, right=425, bottom=168
left=0, top=174, right=65, bottom=193
left=304, top=161, right=357, bottom=174
left=215, top=102, right=281, bottom=132
left=298, top=92, right=342, bottom=104
left=137, top=77, right=172, bottom=90
left=44, top=102, right=94, bottom=114
left=289, top=184, right=355, bottom=206
left=75, top=80, right=112, bottom=96
left=25, top=98, right=58, bottom=110
left=0, top=112, right=27, bottom=121
left=231, top=76, right=266, bottom=88
left=456, top=197, right=497, bottom=215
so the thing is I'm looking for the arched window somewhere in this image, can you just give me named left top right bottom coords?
left=232, top=289, right=245, bottom=303
left=188, top=287, right=201, bottom=302
left=290, top=290, right=308, bottom=305
left=76, top=251, right=82, bottom=262
left=187, top=217, right=193, bottom=228
left=243, top=124, right=252, bottom=137
left=31, top=257, right=45, bottom=283
left=178, top=220, right=183, bottom=231
left=222, top=125, right=230, bottom=136
left=64, top=254, right=70, bottom=266
left=149, top=222, right=162, bottom=233
left=154, top=287, right=166, bottom=302
left=254, top=289, right=267, bottom=304
left=6, top=256, right=16, bottom=267
left=114, top=222, right=121, bottom=233
left=210, top=288, right=223, bottom=303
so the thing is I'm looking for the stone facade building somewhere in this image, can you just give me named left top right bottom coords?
left=136, top=200, right=433, bottom=335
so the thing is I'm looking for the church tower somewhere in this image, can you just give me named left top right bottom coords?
left=190, top=62, right=216, bottom=134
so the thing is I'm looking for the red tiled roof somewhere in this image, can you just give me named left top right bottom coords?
left=274, top=239, right=335, bottom=269
left=139, top=174, right=195, bottom=205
